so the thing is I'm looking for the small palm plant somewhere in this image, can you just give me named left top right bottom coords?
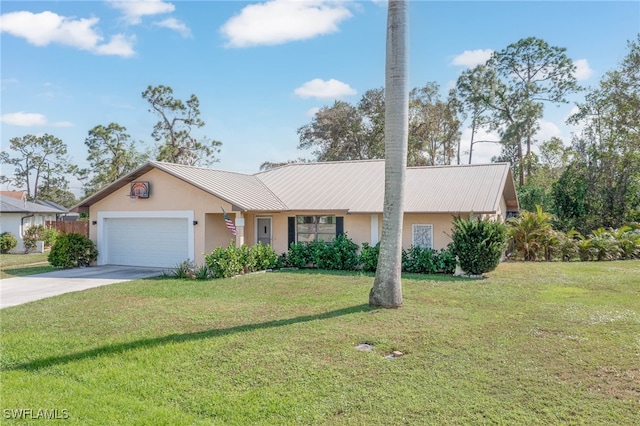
left=507, top=205, right=555, bottom=261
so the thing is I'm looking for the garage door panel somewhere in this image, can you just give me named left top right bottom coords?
left=105, top=217, right=189, bottom=267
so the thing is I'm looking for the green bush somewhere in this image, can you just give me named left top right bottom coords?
left=48, top=233, right=98, bottom=269
left=451, top=216, right=508, bottom=275
left=359, top=242, right=380, bottom=272
left=42, top=227, right=60, bottom=248
left=205, top=244, right=243, bottom=278
left=252, top=241, right=279, bottom=271
left=401, top=245, right=457, bottom=275
left=402, top=245, right=438, bottom=274
left=0, top=232, right=18, bottom=254
left=435, top=246, right=457, bottom=274
left=205, top=242, right=279, bottom=279
left=284, top=242, right=314, bottom=268
left=284, top=234, right=359, bottom=271
left=317, top=234, right=359, bottom=270
left=23, top=225, right=45, bottom=253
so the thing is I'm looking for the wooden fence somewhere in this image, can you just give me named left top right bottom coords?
left=46, top=221, right=89, bottom=238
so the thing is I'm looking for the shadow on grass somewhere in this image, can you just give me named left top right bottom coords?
left=278, top=268, right=471, bottom=282
left=6, top=304, right=378, bottom=372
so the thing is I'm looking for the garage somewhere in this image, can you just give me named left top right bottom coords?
left=102, top=217, right=190, bottom=268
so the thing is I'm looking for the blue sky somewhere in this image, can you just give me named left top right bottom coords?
left=1, top=1, right=639, bottom=195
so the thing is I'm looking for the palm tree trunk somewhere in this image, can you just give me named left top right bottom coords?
left=370, top=0, right=408, bottom=308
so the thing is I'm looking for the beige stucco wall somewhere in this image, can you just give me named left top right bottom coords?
left=401, top=213, right=464, bottom=250
left=90, top=168, right=235, bottom=265
left=245, top=211, right=460, bottom=254
left=90, top=167, right=507, bottom=265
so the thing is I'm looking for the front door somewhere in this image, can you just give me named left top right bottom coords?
left=257, top=217, right=272, bottom=246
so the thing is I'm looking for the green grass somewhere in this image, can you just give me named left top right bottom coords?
left=1, top=261, right=639, bottom=425
left=0, top=253, right=55, bottom=279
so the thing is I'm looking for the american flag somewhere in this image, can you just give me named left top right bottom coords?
left=221, top=208, right=237, bottom=235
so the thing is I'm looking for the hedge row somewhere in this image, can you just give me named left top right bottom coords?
left=180, top=216, right=508, bottom=280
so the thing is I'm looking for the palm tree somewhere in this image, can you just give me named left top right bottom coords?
left=370, top=0, right=408, bottom=308
left=507, top=205, right=554, bottom=261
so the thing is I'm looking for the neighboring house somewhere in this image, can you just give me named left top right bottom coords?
left=73, top=160, right=519, bottom=268
left=36, top=199, right=79, bottom=222
left=0, top=195, right=68, bottom=253
left=0, top=190, right=27, bottom=201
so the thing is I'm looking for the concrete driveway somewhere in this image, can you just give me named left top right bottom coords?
left=0, top=265, right=167, bottom=309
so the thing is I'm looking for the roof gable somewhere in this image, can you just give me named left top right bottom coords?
left=74, top=161, right=286, bottom=212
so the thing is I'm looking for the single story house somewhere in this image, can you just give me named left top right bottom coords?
left=0, top=195, right=68, bottom=253
left=73, top=160, right=519, bottom=268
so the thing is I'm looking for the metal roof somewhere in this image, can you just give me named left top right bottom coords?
left=74, top=160, right=519, bottom=214
left=153, top=162, right=286, bottom=211
left=257, top=160, right=518, bottom=214
left=256, top=160, right=386, bottom=212
left=0, top=195, right=68, bottom=214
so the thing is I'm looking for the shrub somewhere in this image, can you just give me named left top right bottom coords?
left=434, top=246, right=457, bottom=274
left=317, top=234, right=359, bottom=270
left=284, top=242, right=313, bottom=268
left=402, top=245, right=438, bottom=274
left=42, top=227, right=60, bottom=248
left=555, top=230, right=580, bottom=261
left=252, top=242, right=279, bottom=270
left=23, top=225, right=45, bottom=253
left=451, top=216, right=508, bottom=275
left=507, top=206, right=555, bottom=261
left=194, top=264, right=212, bottom=280
left=0, top=232, right=18, bottom=254
left=205, top=244, right=243, bottom=279
left=284, top=235, right=359, bottom=271
left=359, top=242, right=380, bottom=272
left=589, top=228, right=623, bottom=261
left=204, top=242, right=279, bottom=279
left=172, top=260, right=196, bottom=279
left=48, top=233, right=98, bottom=268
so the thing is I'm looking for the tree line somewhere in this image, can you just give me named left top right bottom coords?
left=1, top=36, right=638, bottom=236
left=264, top=35, right=639, bottom=235
left=0, top=85, right=222, bottom=206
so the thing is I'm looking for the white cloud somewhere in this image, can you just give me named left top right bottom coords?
left=537, top=119, right=562, bottom=142
left=155, top=17, right=192, bottom=38
left=294, top=78, right=356, bottom=99
left=220, top=0, right=353, bottom=48
left=0, top=11, right=135, bottom=57
left=573, top=58, right=593, bottom=81
left=94, top=34, right=136, bottom=57
left=451, top=49, right=493, bottom=68
left=108, top=0, right=175, bottom=25
left=1, top=112, right=48, bottom=127
left=0, top=112, right=72, bottom=127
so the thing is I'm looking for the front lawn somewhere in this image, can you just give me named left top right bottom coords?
left=1, top=261, right=638, bottom=424
left=0, top=253, right=55, bottom=279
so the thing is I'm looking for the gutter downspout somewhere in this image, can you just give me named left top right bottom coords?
left=21, top=214, right=34, bottom=237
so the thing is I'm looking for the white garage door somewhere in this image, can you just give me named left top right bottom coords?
left=104, top=217, right=189, bottom=267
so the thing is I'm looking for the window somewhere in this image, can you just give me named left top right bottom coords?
left=412, top=224, right=433, bottom=249
left=296, top=215, right=336, bottom=242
